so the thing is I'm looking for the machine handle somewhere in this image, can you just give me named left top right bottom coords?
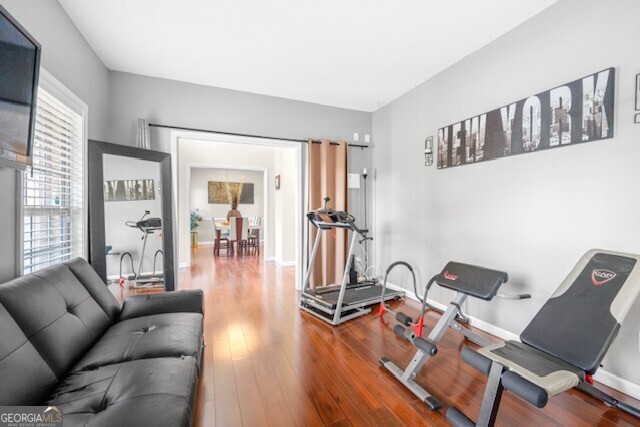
left=497, top=292, right=531, bottom=300
left=501, top=371, right=548, bottom=408
left=322, top=196, right=330, bottom=212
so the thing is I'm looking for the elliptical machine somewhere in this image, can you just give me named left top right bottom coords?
left=118, top=210, right=164, bottom=289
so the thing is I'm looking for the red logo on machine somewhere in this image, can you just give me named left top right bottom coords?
left=591, top=269, right=616, bottom=286
left=443, top=271, right=458, bottom=280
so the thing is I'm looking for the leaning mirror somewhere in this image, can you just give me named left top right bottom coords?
left=88, top=140, right=175, bottom=291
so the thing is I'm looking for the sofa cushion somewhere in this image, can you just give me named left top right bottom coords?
left=65, top=258, right=122, bottom=322
left=48, top=356, right=198, bottom=427
left=119, top=290, right=204, bottom=321
left=72, top=313, right=204, bottom=371
left=0, top=264, right=113, bottom=378
left=0, top=303, right=58, bottom=405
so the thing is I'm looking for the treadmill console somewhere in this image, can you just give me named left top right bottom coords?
left=138, top=218, right=162, bottom=230
left=307, top=210, right=355, bottom=227
left=306, top=209, right=369, bottom=237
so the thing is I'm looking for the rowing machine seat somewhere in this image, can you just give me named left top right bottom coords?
left=435, top=262, right=509, bottom=301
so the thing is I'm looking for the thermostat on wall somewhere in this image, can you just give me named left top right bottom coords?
left=348, top=173, right=361, bottom=189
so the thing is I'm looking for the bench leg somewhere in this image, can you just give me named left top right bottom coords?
left=447, top=361, right=505, bottom=427
left=477, top=362, right=506, bottom=427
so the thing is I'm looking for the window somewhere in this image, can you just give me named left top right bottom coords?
left=22, top=77, right=86, bottom=275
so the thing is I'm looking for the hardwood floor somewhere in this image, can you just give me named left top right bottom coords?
left=110, top=247, right=640, bottom=426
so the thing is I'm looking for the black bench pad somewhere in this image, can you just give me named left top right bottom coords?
left=435, top=261, right=508, bottom=301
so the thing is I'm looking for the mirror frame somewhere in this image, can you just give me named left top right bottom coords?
left=88, top=140, right=175, bottom=291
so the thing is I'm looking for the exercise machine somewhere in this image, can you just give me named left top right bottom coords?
left=118, top=210, right=164, bottom=288
left=378, top=261, right=471, bottom=338
left=379, top=261, right=530, bottom=410
left=299, top=197, right=404, bottom=325
left=447, top=249, right=640, bottom=426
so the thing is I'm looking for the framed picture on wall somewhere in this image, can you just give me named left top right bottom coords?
left=275, top=175, right=281, bottom=190
left=207, top=181, right=254, bottom=204
left=104, top=179, right=155, bottom=202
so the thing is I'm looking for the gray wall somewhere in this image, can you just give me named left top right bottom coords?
left=372, top=0, right=640, bottom=386
left=107, top=71, right=372, bottom=152
left=108, top=71, right=374, bottom=278
left=0, top=0, right=110, bottom=282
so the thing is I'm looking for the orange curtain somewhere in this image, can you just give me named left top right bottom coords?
left=308, top=139, right=348, bottom=287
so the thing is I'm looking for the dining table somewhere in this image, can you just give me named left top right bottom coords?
left=213, top=220, right=260, bottom=232
left=209, top=218, right=261, bottom=256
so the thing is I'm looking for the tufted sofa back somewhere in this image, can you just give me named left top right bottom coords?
left=0, top=258, right=121, bottom=404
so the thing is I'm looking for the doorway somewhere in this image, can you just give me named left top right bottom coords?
left=171, top=131, right=304, bottom=289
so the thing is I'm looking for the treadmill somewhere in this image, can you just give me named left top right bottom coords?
left=123, top=212, right=164, bottom=288
left=300, top=203, right=404, bottom=325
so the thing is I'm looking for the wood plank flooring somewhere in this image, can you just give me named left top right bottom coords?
left=110, top=247, right=640, bottom=426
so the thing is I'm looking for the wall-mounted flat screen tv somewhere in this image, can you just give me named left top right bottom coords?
left=0, top=5, right=41, bottom=169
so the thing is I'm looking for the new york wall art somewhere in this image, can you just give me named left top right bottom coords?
left=104, top=179, right=155, bottom=202
left=437, top=68, right=615, bottom=169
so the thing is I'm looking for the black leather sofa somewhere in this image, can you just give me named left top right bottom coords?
left=0, top=258, right=204, bottom=426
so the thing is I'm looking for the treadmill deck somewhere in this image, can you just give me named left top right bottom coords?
left=302, top=281, right=404, bottom=310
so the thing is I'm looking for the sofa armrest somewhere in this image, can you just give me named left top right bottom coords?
left=119, top=289, right=204, bottom=321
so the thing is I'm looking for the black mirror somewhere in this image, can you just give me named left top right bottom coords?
left=88, top=140, right=175, bottom=291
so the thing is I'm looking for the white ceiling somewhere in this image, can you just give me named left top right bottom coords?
left=58, top=0, right=556, bottom=112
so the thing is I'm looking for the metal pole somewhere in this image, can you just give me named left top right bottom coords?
left=362, top=170, right=368, bottom=271
left=148, top=123, right=370, bottom=148
left=136, top=232, right=148, bottom=280
left=332, top=230, right=359, bottom=324
left=301, top=229, right=322, bottom=293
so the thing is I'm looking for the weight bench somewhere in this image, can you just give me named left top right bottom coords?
left=379, top=261, right=529, bottom=410
left=447, top=249, right=640, bottom=426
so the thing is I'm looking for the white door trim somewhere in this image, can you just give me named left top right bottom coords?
left=170, top=130, right=304, bottom=290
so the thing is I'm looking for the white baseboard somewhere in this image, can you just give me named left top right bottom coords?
left=593, top=369, right=640, bottom=401
left=275, top=259, right=296, bottom=267
left=264, top=256, right=275, bottom=262
left=386, top=282, right=640, bottom=400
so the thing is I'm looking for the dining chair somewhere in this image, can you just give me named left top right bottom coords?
left=239, top=217, right=249, bottom=254
left=247, top=216, right=261, bottom=255
left=212, top=218, right=230, bottom=256
left=230, top=217, right=249, bottom=255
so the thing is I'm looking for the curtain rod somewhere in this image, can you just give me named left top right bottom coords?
left=148, top=123, right=369, bottom=149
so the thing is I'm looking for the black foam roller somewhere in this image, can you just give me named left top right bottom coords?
left=502, top=371, right=548, bottom=408
left=393, top=324, right=407, bottom=338
left=395, top=312, right=413, bottom=326
left=413, top=337, right=437, bottom=356
left=445, top=408, right=475, bottom=427
left=461, top=347, right=492, bottom=376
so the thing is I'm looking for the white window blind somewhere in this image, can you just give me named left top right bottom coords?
left=23, top=87, right=84, bottom=274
